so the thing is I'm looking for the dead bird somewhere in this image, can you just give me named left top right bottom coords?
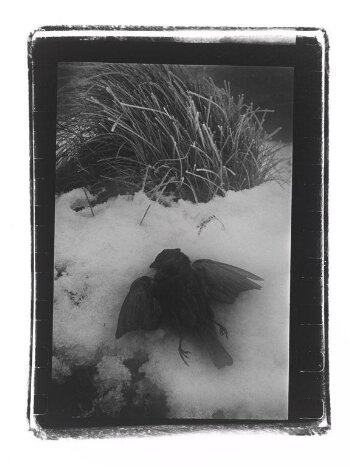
left=116, top=248, right=263, bottom=369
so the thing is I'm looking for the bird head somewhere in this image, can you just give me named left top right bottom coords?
left=150, top=248, right=190, bottom=270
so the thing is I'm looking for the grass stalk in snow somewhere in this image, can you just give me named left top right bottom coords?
left=56, top=64, right=283, bottom=203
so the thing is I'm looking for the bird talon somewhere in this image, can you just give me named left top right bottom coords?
left=178, top=347, right=191, bottom=366
left=214, top=321, right=229, bottom=339
left=182, top=356, right=190, bottom=367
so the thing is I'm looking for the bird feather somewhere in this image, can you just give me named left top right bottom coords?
left=192, top=259, right=263, bottom=304
left=115, top=276, right=162, bottom=338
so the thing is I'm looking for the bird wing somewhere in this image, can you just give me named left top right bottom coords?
left=192, top=259, right=263, bottom=304
left=115, top=276, right=162, bottom=338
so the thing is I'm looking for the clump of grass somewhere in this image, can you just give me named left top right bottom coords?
left=56, top=63, right=283, bottom=203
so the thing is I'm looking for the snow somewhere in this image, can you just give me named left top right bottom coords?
left=53, top=151, right=292, bottom=419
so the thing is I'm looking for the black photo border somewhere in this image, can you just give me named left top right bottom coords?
left=29, top=27, right=329, bottom=437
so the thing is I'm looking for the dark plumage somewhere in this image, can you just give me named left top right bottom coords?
left=116, top=248, right=263, bottom=369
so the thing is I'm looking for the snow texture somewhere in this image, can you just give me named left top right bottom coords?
left=53, top=149, right=292, bottom=419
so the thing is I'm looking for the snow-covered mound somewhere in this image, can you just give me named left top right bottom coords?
left=53, top=176, right=292, bottom=419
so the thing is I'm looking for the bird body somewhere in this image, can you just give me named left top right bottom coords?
left=116, top=249, right=263, bottom=369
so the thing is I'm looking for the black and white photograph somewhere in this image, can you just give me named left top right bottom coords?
left=1, top=0, right=343, bottom=460
left=52, top=61, right=293, bottom=421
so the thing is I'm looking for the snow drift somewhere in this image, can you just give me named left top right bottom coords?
left=53, top=163, right=292, bottom=419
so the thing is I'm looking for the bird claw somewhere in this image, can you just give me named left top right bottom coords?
left=216, top=322, right=229, bottom=339
left=178, top=347, right=191, bottom=366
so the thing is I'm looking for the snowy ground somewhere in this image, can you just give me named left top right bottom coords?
left=53, top=144, right=292, bottom=419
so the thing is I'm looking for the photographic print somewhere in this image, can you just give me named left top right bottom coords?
left=52, top=62, right=293, bottom=421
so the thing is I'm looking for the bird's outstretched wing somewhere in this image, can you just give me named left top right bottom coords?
left=192, top=259, right=263, bottom=304
left=116, top=276, right=162, bottom=338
